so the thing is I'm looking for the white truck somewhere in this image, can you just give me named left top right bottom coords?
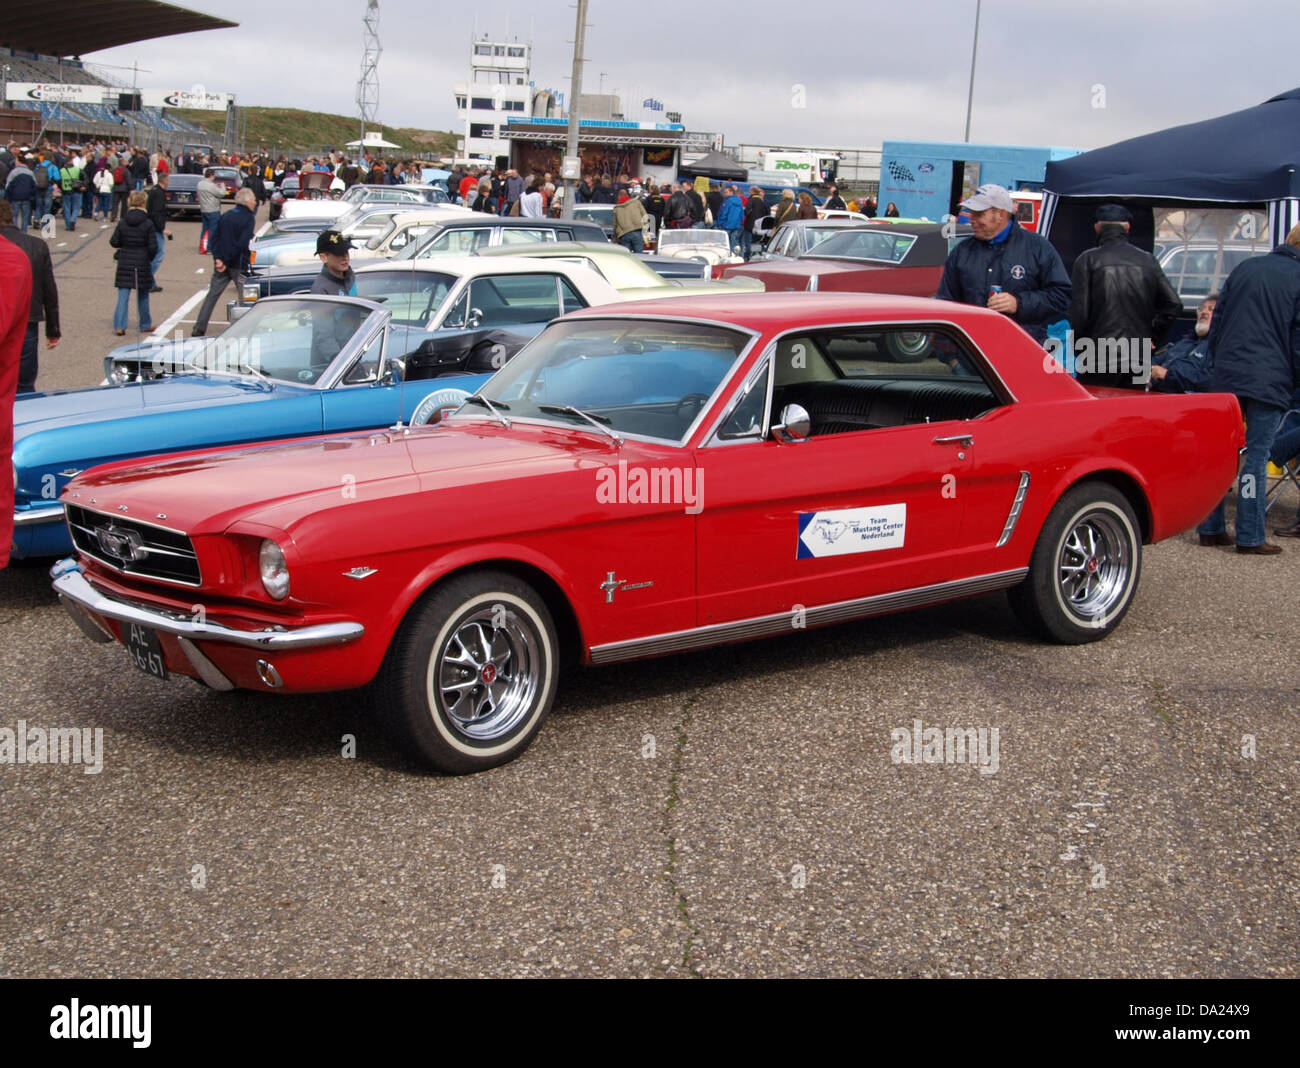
left=753, top=150, right=842, bottom=185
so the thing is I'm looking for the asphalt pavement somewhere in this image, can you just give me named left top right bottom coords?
left=2, top=213, right=1297, bottom=977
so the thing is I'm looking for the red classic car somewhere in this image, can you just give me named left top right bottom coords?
left=718, top=221, right=970, bottom=300
left=52, top=294, right=1243, bottom=774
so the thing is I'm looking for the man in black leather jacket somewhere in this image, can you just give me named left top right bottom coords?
left=1067, top=204, right=1182, bottom=388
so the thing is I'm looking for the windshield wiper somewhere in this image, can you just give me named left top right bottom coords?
left=464, top=394, right=512, bottom=427
left=537, top=404, right=624, bottom=448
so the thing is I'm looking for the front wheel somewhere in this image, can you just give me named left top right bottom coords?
left=1007, top=482, right=1142, bottom=643
left=374, top=571, right=559, bottom=773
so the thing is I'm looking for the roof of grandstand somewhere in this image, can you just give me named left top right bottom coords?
left=2, top=1, right=236, bottom=58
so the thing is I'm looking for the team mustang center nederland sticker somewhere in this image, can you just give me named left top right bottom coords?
left=797, top=504, right=907, bottom=559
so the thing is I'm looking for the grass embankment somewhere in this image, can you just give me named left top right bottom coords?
left=168, top=106, right=458, bottom=158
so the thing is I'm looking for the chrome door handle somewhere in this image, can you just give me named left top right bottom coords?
left=933, top=434, right=973, bottom=446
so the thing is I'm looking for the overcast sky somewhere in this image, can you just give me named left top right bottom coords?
left=84, top=0, right=1294, bottom=152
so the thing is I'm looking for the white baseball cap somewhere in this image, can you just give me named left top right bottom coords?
left=960, top=184, right=1014, bottom=213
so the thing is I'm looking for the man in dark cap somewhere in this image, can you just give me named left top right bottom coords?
left=935, top=183, right=1071, bottom=344
left=311, top=230, right=357, bottom=295
left=1067, top=203, right=1182, bottom=388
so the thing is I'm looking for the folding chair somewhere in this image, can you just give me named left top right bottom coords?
left=1265, top=405, right=1300, bottom=514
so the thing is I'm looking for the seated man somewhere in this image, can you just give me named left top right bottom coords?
left=1269, top=385, right=1300, bottom=538
left=1148, top=293, right=1216, bottom=393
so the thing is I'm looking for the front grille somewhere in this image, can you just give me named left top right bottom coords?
left=65, top=504, right=202, bottom=587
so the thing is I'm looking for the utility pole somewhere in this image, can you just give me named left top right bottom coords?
left=559, top=0, right=588, bottom=220
left=963, top=0, right=982, bottom=142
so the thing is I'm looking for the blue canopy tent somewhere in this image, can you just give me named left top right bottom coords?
left=1042, top=88, right=1300, bottom=272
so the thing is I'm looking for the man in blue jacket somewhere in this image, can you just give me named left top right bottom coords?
left=935, top=183, right=1070, bottom=344
left=716, top=185, right=744, bottom=256
left=191, top=188, right=257, bottom=337
left=1195, top=227, right=1300, bottom=554
left=1149, top=294, right=1217, bottom=393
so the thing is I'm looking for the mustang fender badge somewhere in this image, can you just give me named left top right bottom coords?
left=600, top=571, right=654, bottom=604
left=343, top=567, right=378, bottom=580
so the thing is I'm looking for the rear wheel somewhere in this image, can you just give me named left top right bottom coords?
left=1007, top=482, right=1142, bottom=643
left=884, top=330, right=934, bottom=363
left=374, top=571, right=559, bottom=773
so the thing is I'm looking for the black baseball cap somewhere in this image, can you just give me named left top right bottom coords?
left=316, top=230, right=354, bottom=255
left=1095, top=203, right=1133, bottom=223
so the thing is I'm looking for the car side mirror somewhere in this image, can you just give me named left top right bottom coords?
left=465, top=307, right=483, bottom=329
left=771, top=403, right=811, bottom=443
left=384, top=356, right=405, bottom=384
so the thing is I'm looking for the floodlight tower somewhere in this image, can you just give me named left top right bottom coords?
left=356, top=0, right=382, bottom=146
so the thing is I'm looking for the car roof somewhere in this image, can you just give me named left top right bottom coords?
left=475, top=240, right=630, bottom=258
left=780, top=218, right=871, bottom=229
left=389, top=206, right=477, bottom=224
left=565, top=291, right=999, bottom=330
left=355, top=257, right=605, bottom=279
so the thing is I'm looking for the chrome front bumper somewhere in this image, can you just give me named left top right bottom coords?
left=51, top=559, right=365, bottom=691
left=14, top=503, right=64, bottom=526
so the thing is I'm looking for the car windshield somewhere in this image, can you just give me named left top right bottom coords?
left=658, top=229, right=730, bottom=252
left=467, top=318, right=750, bottom=442
left=573, top=206, right=612, bottom=221
left=806, top=229, right=917, bottom=263
left=352, top=270, right=459, bottom=325
left=188, top=298, right=377, bottom=384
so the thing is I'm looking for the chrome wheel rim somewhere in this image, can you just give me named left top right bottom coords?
left=893, top=331, right=930, bottom=357
left=1057, top=510, right=1131, bottom=622
left=433, top=607, right=541, bottom=741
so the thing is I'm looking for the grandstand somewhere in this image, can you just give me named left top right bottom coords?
left=1, top=1, right=236, bottom=147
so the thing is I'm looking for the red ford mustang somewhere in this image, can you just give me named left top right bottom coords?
left=53, top=294, right=1243, bottom=774
left=718, top=221, right=969, bottom=300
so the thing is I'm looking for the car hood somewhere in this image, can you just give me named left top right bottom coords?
left=65, top=421, right=654, bottom=538
left=15, top=375, right=289, bottom=441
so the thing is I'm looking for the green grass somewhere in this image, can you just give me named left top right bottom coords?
left=168, top=106, right=458, bottom=158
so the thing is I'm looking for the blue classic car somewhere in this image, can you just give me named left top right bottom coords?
left=12, top=295, right=492, bottom=560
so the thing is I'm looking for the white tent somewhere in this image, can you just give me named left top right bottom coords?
left=346, top=131, right=400, bottom=149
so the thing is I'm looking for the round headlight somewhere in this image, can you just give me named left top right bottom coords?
left=108, top=364, right=129, bottom=386
left=259, top=539, right=290, bottom=600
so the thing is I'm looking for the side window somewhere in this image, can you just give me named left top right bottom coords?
left=500, top=227, right=559, bottom=245
left=718, top=361, right=769, bottom=439
left=420, top=227, right=489, bottom=257
left=768, top=327, right=1003, bottom=438
left=558, top=277, right=587, bottom=314
left=470, top=274, right=562, bottom=327
left=342, top=329, right=385, bottom=384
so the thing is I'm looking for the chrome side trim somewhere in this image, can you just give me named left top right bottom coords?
left=996, top=472, right=1032, bottom=548
left=51, top=562, right=365, bottom=651
left=14, top=503, right=64, bottom=526
left=589, top=567, right=1029, bottom=665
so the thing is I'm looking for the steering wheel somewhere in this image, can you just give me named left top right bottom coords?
left=675, top=393, right=710, bottom=425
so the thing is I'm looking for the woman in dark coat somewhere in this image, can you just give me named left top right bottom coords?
left=109, top=189, right=157, bottom=335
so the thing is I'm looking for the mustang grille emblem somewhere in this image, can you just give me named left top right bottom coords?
left=94, top=525, right=144, bottom=563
